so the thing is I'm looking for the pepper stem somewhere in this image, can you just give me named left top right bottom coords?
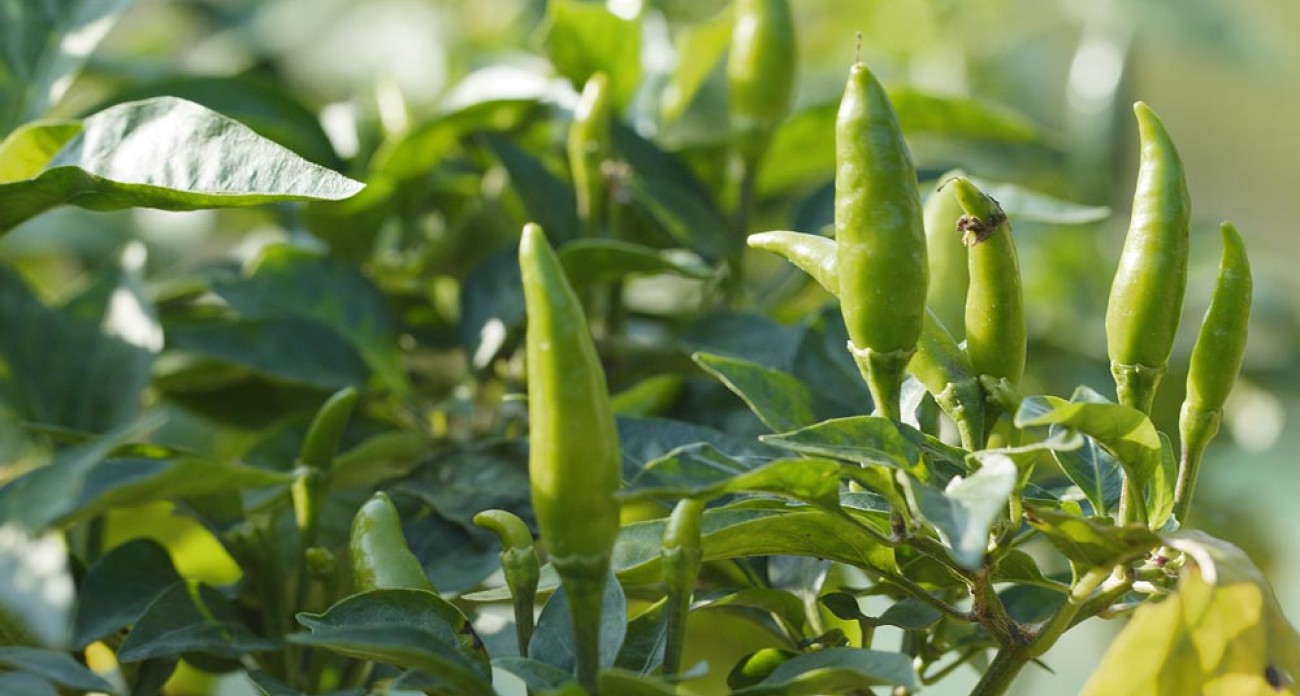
left=1174, top=405, right=1221, bottom=525
left=1112, top=361, right=1163, bottom=525
left=662, top=498, right=706, bottom=677
left=555, top=562, right=610, bottom=694
left=848, top=341, right=913, bottom=422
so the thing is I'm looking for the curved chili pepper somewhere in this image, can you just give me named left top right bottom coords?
left=568, top=73, right=612, bottom=239
left=519, top=222, right=621, bottom=691
left=834, top=60, right=928, bottom=421
left=349, top=492, right=435, bottom=593
left=473, top=509, right=541, bottom=653
left=1174, top=222, right=1251, bottom=523
left=1106, top=102, right=1190, bottom=414
left=950, top=177, right=1026, bottom=388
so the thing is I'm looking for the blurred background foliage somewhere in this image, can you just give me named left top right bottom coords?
left=2, top=0, right=1299, bottom=693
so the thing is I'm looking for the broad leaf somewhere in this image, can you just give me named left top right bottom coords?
left=1015, top=394, right=1162, bottom=492
left=1051, top=427, right=1124, bottom=515
left=0, top=647, right=113, bottom=693
left=1024, top=506, right=1160, bottom=569
left=614, top=598, right=668, bottom=674
left=912, top=455, right=1018, bottom=570
left=0, top=122, right=81, bottom=181
left=731, top=647, right=919, bottom=695
left=1082, top=532, right=1300, bottom=696
left=0, top=248, right=159, bottom=433
left=484, top=134, right=579, bottom=243
left=697, top=588, right=809, bottom=637
left=542, top=0, right=641, bottom=107
left=72, top=539, right=181, bottom=648
left=559, top=239, right=712, bottom=288
left=0, top=672, right=57, bottom=696
left=0, top=0, right=132, bottom=133
left=617, top=416, right=781, bottom=479
left=0, top=98, right=363, bottom=231
left=529, top=571, right=627, bottom=673
left=761, top=416, right=921, bottom=474
left=117, top=580, right=275, bottom=662
left=492, top=656, right=574, bottom=691
left=693, top=352, right=817, bottom=433
left=292, top=589, right=491, bottom=693
left=166, top=317, right=368, bottom=391
left=459, top=245, right=524, bottom=370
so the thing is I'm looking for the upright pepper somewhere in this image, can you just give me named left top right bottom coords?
left=1105, top=102, right=1191, bottom=414
left=568, top=73, right=612, bottom=239
left=1174, top=222, right=1251, bottom=524
left=834, top=60, right=928, bottom=421
left=519, top=223, right=622, bottom=692
left=950, top=177, right=1026, bottom=388
left=727, top=0, right=796, bottom=166
left=924, top=171, right=970, bottom=336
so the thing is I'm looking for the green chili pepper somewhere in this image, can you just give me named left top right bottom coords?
left=746, top=230, right=980, bottom=447
left=727, top=0, right=796, bottom=165
left=950, top=177, right=1025, bottom=388
left=661, top=498, right=705, bottom=677
left=568, top=73, right=612, bottom=239
left=519, top=222, right=622, bottom=692
left=835, top=60, right=928, bottom=422
left=924, top=170, right=970, bottom=336
left=349, top=492, right=435, bottom=593
left=1174, top=222, right=1251, bottom=524
left=1106, top=102, right=1191, bottom=414
left=473, top=509, right=541, bottom=653
left=292, top=387, right=359, bottom=550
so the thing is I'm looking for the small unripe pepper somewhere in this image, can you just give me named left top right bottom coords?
left=834, top=60, right=928, bottom=421
left=1106, top=102, right=1191, bottom=414
left=519, top=222, right=622, bottom=691
left=1174, top=222, right=1251, bottom=523
left=568, top=73, right=612, bottom=239
left=950, top=177, right=1026, bottom=387
left=661, top=498, right=705, bottom=677
left=473, top=509, right=541, bottom=653
left=727, top=0, right=796, bottom=165
left=349, top=492, right=435, bottom=593
left=292, top=387, right=359, bottom=549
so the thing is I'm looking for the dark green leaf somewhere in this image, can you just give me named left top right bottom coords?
left=459, top=245, right=524, bottom=370
left=617, top=416, right=781, bottom=479
left=731, top=647, right=919, bottom=694
left=995, top=550, right=1067, bottom=592
left=396, top=440, right=531, bottom=528
left=484, top=134, right=579, bottom=243
left=559, top=239, right=712, bottom=288
left=542, top=0, right=641, bottom=107
left=1000, top=585, right=1066, bottom=625
left=693, top=352, right=817, bottom=433
left=877, top=598, right=944, bottom=630
left=0, top=673, right=57, bottom=696
left=529, top=571, right=627, bottom=672
left=911, top=455, right=1018, bottom=570
left=614, top=599, right=667, bottom=674
left=292, top=589, right=491, bottom=690
left=118, top=580, right=275, bottom=662
left=0, top=0, right=132, bottom=132
left=1024, top=505, right=1161, bottom=568
left=0, top=249, right=158, bottom=433
left=73, top=539, right=181, bottom=648
left=492, top=656, right=574, bottom=691
left=166, top=317, right=368, bottom=390
left=1052, top=428, right=1124, bottom=516
left=790, top=307, right=872, bottom=418
left=0, top=98, right=363, bottom=231
left=127, top=658, right=175, bottom=696
left=0, top=647, right=113, bottom=693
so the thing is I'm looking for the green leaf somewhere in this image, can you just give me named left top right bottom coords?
left=0, top=248, right=159, bottom=433
left=559, top=239, right=712, bottom=289
left=693, top=352, right=817, bottom=433
left=0, top=121, right=81, bottom=181
left=0, top=97, right=363, bottom=232
left=459, top=245, right=524, bottom=370
left=0, top=647, right=113, bottom=693
left=212, top=245, right=404, bottom=392
left=760, top=416, right=921, bottom=474
left=968, top=177, right=1110, bottom=225
left=247, top=670, right=365, bottom=696
left=730, top=647, right=919, bottom=695
left=0, top=527, right=74, bottom=648
left=118, top=580, right=275, bottom=662
left=1149, top=433, right=1178, bottom=529
left=483, top=134, right=579, bottom=243
left=0, top=673, right=57, bottom=696
left=659, top=8, right=732, bottom=122
left=614, top=598, right=668, bottom=674
left=995, top=550, right=1067, bottom=592
left=877, top=598, right=944, bottom=630
left=166, top=317, right=368, bottom=391
left=492, top=656, right=574, bottom=691
left=598, top=669, right=698, bottom=696
left=1082, top=531, right=1300, bottom=696
left=0, top=0, right=132, bottom=133
left=911, top=454, right=1018, bottom=570
left=617, top=415, right=782, bottom=476
left=292, top=589, right=491, bottom=693
left=1024, top=506, right=1160, bottom=569
left=696, top=588, right=808, bottom=637
left=72, top=540, right=181, bottom=648
left=529, top=572, right=627, bottom=672
left=0, top=452, right=290, bottom=532
left=1051, top=427, right=1124, bottom=516
left=542, top=0, right=641, bottom=107
left=1015, top=394, right=1162, bottom=493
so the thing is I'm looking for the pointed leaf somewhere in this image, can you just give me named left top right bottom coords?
left=1024, top=505, right=1160, bottom=569
left=0, top=647, right=113, bottom=693
left=912, top=455, right=1018, bottom=570
left=693, top=352, right=817, bottom=433
left=614, top=598, right=668, bottom=675
left=1015, top=395, right=1162, bottom=490
left=0, top=673, right=57, bottom=696
left=529, top=572, right=627, bottom=673
left=0, top=98, right=363, bottom=231
left=118, top=580, right=275, bottom=662
left=1149, top=433, right=1178, bottom=529
left=559, top=240, right=712, bottom=288
left=72, top=540, right=181, bottom=648
left=761, top=416, right=921, bottom=473
left=1052, top=428, right=1124, bottom=516
left=484, top=134, right=578, bottom=243
left=542, top=0, right=641, bottom=107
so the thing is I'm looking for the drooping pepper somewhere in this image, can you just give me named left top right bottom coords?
left=834, top=61, right=928, bottom=421
left=349, top=492, right=435, bottom=593
left=1105, top=102, right=1191, bottom=414
left=473, top=509, right=541, bottom=654
left=519, top=222, right=622, bottom=692
left=1174, top=222, right=1251, bottom=524
left=568, top=73, right=612, bottom=239
left=950, top=177, right=1026, bottom=388
left=727, top=0, right=796, bottom=166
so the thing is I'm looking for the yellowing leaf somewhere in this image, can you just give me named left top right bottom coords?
left=1081, top=531, right=1300, bottom=695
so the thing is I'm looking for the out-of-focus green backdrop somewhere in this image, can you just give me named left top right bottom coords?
left=7, top=0, right=1299, bottom=693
